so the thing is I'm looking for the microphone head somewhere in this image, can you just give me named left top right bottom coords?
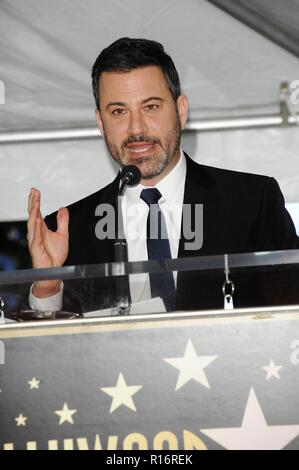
left=120, top=165, right=142, bottom=186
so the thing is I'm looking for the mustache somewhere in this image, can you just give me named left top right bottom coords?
left=122, top=135, right=161, bottom=148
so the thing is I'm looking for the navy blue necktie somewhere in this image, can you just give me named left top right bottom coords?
left=140, top=188, right=176, bottom=311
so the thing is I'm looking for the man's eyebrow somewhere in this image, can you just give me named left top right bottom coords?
left=105, top=101, right=127, bottom=110
left=141, top=97, right=164, bottom=104
left=105, top=97, right=164, bottom=111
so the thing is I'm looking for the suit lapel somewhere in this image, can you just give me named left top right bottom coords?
left=178, top=153, right=216, bottom=258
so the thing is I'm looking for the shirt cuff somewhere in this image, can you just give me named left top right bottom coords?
left=29, top=282, right=64, bottom=312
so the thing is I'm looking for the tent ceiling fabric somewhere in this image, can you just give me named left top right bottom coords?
left=0, top=0, right=299, bottom=132
left=0, top=0, right=298, bottom=221
left=207, top=0, right=299, bottom=58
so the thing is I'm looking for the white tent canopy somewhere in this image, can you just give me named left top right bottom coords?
left=0, top=0, right=298, bottom=221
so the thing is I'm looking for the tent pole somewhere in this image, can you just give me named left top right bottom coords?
left=0, top=82, right=298, bottom=143
left=0, top=113, right=298, bottom=144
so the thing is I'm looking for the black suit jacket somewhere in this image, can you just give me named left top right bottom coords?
left=45, top=154, right=299, bottom=311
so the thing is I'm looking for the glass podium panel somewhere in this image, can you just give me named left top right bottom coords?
left=1, top=250, right=299, bottom=450
left=0, top=249, right=299, bottom=321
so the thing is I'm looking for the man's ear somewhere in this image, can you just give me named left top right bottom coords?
left=176, top=95, right=188, bottom=129
left=95, top=108, right=104, bottom=135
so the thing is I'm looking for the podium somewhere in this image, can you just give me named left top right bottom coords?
left=1, top=250, right=299, bottom=450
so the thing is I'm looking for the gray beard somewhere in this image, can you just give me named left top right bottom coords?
left=103, top=110, right=182, bottom=179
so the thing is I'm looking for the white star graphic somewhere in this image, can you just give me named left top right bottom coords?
left=15, top=414, right=27, bottom=427
left=101, top=372, right=142, bottom=413
left=164, top=339, right=218, bottom=390
left=54, top=403, right=77, bottom=425
left=28, top=377, right=41, bottom=390
left=201, top=388, right=299, bottom=450
left=262, top=359, right=282, bottom=380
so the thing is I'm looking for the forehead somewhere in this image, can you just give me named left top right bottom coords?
left=98, top=65, right=172, bottom=105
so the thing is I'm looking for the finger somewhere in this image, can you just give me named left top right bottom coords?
left=27, top=203, right=38, bottom=247
left=28, top=187, right=40, bottom=213
left=27, top=187, right=35, bottom=213
left=28, top=189, right=41, bottom=218
left=27, top=197, right=39, bottom=245
left=31, top=215, right=43, bottom=252
left=27, top=189, right=42, bottom=246
left=56, top=207, right=69, bottom=237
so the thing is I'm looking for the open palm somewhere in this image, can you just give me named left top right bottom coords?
left=27, top=188, right=69, bottom=269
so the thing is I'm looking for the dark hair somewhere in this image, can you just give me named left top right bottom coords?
left=91, top=37, right=181, bottom=109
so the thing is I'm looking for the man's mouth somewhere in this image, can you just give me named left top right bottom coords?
left=126, top=142, right=156, bottom=155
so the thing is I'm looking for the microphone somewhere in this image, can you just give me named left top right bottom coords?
left=115, top=164, right=141, bottom=259
left=114, top=165, right=141, bottom=315
left=116, top=165, right=142, bottom=250
left=118, top=165, right=142, bottom=196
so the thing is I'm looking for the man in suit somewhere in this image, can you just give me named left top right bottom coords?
left=27, top=37, right=299, bottom=313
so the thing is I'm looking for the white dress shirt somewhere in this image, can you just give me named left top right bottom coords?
left=29, top=150, right=187, bottom=311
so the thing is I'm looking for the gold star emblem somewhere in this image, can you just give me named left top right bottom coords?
left=15, top=414, right=27, bottom=427
left=28, top=377, right=41, bottom=390
left=101, top=372, right=142, bottom=413
left=164, top=338, right=218, bottom=390
left=54, top=403, right=77, bottom=425
left=262, top=359, right=282, bottom=380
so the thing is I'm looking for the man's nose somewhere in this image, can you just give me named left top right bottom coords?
left=127, top=110, right=148, bottom=135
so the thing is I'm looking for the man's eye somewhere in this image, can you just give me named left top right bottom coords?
left=112, top=109, right=126, bottom=115
left=146, top=104, right=159, bottom=111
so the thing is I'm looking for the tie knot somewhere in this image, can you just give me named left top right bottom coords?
left=140, top=188, right=162, bottom=206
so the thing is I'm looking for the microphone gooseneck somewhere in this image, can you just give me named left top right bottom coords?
left=114, top=165, right=141, bottom=315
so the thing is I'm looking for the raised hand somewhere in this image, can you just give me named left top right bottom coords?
left=27, top=188, right=69, bottom=297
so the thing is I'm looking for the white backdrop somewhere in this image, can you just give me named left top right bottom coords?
left=0, top=0, right=298, bottom=221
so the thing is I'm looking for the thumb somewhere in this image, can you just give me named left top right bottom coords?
left=56, top=207, right=69, bottom=237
